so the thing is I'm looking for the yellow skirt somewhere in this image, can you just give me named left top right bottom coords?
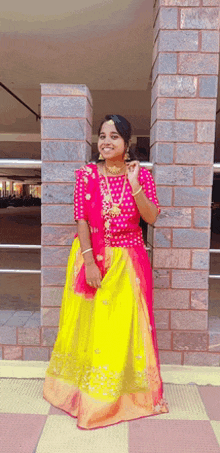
left=43, top=237, right=168, bottom=429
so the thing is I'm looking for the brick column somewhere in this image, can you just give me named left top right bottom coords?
left=150, top=0, right=220, bottom=365
left=40, top=84, right=92, bottom=359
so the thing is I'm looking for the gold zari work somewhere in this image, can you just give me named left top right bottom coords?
left=43, top=213, right=169, bottom=427
left=47, top=351, right=151, bottom=400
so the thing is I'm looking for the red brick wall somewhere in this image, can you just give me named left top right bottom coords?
left=0, top=84, right=93, bottom=361
left=39, top=84, right=93, bottom=360
left=150, top=0, right=220, bottom=365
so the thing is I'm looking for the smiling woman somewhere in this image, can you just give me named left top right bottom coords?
left=43, top=114, right=168, bottom=430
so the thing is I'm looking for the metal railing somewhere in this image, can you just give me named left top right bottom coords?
left=0, top=160, right=220, bottom=172
left=0, top=159, right=41, bottom=168
left=0, top=244, right=41, bottom=273
left=0, top=160, right=220, bottom=275
left=0, top=244, right=41, bottom=248
left=0, top=269, right=41, bottom=273
left=0, top=247, right=219, bottom=276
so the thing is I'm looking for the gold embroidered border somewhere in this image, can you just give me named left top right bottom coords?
left=99, top=176, right=112, bottom=246
left=47, top=351, right=151, bottom=399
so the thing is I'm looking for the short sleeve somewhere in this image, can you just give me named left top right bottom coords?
left=139, top=168, right=160, bottom=214
left=74, top=169, right=88, bottom=221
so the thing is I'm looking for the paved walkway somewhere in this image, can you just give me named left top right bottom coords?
left=0, top=363, right=220, bottom=453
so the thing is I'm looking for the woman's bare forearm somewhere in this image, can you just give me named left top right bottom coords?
left=130, top=182, right=159, bottom=225
left=77, top=219, right=95, bottom=265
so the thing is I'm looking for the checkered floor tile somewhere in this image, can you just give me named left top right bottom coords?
left=0, top=379, right=220, bottom=453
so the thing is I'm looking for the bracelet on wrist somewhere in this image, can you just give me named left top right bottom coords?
left=81, top=247, right=93, bottom=255
left=132, top=186, right=142, bottom=197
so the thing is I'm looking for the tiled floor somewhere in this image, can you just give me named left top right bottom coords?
left=0, top=378, right=220, bottom=453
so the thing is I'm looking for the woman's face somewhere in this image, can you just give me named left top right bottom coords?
left=98, top=121, right=126, bottom=162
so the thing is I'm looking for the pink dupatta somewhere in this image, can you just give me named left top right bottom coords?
left=73, top=164, right=106, bottom=299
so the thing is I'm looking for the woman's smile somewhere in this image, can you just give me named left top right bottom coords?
left=102, top=146, right=114, bottom=152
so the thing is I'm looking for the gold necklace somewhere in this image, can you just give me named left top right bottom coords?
left=105, top=163, right=126, bottom=175
left=103, top=166, right=127, bottom=217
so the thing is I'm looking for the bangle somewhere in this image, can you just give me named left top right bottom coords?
left=81, top=248, right=93, bottom=255
left=132, top=186, right=142, bottom=197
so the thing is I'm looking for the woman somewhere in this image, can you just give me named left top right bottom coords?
left=43, top=114, right=169, bottom=429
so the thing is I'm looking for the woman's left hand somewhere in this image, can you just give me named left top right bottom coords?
left=126, top=161, right=140, bottom=186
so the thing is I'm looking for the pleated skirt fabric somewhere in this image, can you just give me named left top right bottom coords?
left=43, top=237, right=168, bottom=429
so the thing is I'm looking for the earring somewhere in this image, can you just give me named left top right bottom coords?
left=99, top=153, right=104, bottom=160
left=124, top=148, right=130, bottom=160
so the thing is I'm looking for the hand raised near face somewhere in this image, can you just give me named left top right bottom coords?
left=126, top=161, right=140, bottom=185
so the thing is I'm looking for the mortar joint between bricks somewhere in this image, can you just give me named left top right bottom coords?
left=174, top=98, right=177, bottom=120
left=177, top=5, right=181, bottom=30
left=176, top=52, right=181, bottom=75
left=190, top=250, right=193, bottom=268
left=193, top=120, right=197, bottom=143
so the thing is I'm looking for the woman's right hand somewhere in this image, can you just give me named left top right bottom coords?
left=85, top=262, right=102, bottom=289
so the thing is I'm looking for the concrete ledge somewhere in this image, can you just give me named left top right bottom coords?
left=0, top=361, right=219, bottom=385
left=161, top=364, right=220, bottom=386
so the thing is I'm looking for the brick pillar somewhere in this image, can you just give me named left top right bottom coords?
left=150, top=0, right=220, bottom=366
left=40, top=84, right=92, bottom=358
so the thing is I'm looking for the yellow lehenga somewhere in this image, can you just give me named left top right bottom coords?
left=43, top=237, right=168, bottom=429
left=43, top=163, right=168, bottom=429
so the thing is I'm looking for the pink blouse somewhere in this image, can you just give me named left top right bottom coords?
left=74, top=164, right=160, bottom=248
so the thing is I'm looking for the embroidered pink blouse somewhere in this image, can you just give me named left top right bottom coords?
left=74, top=164, right=160, bottom=248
